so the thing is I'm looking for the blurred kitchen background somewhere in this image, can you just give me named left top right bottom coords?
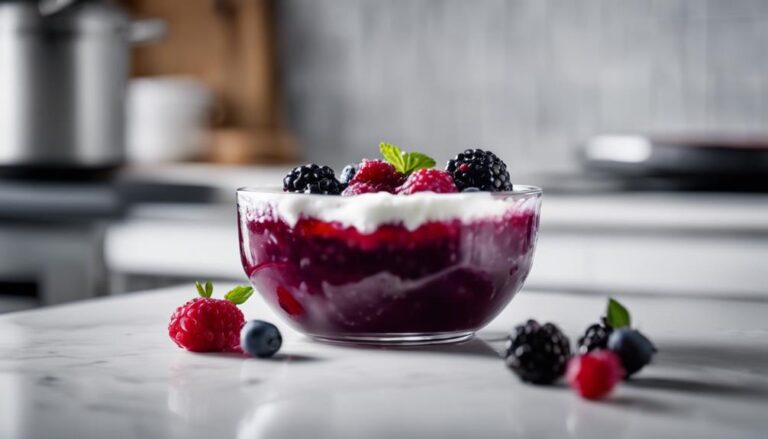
left=1, top=0, right=766, bottom=312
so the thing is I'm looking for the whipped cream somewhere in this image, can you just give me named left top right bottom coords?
left=240, top=190, right=540, bottom=234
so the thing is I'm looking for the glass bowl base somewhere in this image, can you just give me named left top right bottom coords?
left=308, top=331, right=475, bottom=346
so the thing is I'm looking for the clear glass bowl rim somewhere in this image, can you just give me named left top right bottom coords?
left=236, top=184, right=542, bottom=199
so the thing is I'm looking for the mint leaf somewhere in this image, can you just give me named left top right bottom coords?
left=606, top=297, right=631, bottom=328
left=380, top=142, right=406, bottom=172
left=195, top=281, right=213, bottom=298
left=379, top=142, right=436, bottom=174
left=403, top=151, right=436, bottom=173
left=224, top=285, right=254, bottom=305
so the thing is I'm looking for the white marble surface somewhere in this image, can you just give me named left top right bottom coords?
left=1, top=285, right=767, bottom=439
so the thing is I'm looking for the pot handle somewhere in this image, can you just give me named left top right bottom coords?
left=129, top=19, right=167, bottom=45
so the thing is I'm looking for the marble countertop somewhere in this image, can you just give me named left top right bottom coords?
left=1, top=285, right=767, bottom=439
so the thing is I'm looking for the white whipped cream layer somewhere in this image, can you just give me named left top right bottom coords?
left=240, top=189, right=541, bottom=234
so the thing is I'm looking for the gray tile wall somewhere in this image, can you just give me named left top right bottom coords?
left=277, top=0, right=768, bottom=173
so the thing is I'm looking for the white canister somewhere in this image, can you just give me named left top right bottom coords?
left=126, top=77, right=213, bottom=163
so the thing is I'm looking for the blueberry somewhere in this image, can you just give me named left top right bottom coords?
left=339, top=164, right=358, bottom=186
left=607, top=328, right=656, bottom=378
left=462, top=187, right=480, bottom=192
left=241, top=320, right=282, bottom=358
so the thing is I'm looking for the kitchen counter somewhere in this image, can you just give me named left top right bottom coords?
left=1, top=284, right=766, bottom=438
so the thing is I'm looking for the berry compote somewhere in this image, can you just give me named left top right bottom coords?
left=237, top=187, right=542, bottom=345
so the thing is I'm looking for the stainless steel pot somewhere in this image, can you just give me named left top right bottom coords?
left=0, top=0, right=164, bottom=177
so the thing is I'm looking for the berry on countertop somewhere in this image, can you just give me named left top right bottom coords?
left=397, top=168, right=458, bottom=195
left=168, top=282, right=254, bottom=353
left=505, top=319, right=571, bottom=385
left=446, top=148, right=513, bottom=192
left=349, top=159, right=404, bottom=190
left=607, top=328, right=657, bottom=378
left=339, top=163, right=358, bottom=186
left=567, top=350, right=624, bottom=400
left=283, top=164, right=343, bottom=195
left=241, top=320, right=282, bottom=358
left=577, top=321, right=613, bottom=355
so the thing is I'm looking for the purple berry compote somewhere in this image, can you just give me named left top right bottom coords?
left=237, top=187, right=542, bottom=345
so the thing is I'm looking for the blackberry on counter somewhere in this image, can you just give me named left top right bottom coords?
left=446, top=149, right=513, bottom=192
left=577, top=321, right=613, bottom=355
left=339, top=164, right=358, bottom=187
left=283, top=164, right=343, bottom=195
left=505, top=319, right=571, bottom=385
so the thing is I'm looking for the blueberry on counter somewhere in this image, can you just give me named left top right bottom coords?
left=607, top=328, right=656, bottom=378
left=241, top=320, right=282, bottom=358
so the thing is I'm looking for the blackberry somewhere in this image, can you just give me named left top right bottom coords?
left=339, top=164, right=358, bottom=187
left=446, top=149, right=513, bottom=192
left=577, top=323, right=613, bottom=355
left=283, top=164, right=343, bottom=195
left=505, top=319, right=571, bottom=385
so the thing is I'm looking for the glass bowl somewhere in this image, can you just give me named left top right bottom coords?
left=237, top=186, right=542, bottom=345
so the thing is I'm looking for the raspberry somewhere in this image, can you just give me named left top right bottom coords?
left=168, top=298, right=244, bottom=352
left=505, top=319, right=571, bottom=384
left=397, top=168, right=458, bottom=195
left=350, top=159, right=404, bottom=190
left=168, top=283, right=254, bottom=352
left=567, top=351, right=624, bottom=400
left=342, top=181, right=394, bottom=196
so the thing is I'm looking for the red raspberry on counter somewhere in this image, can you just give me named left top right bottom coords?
left=566, top=350, right=624, bottom=400
left=397, top=168, right=458, bottom=195
left=349, top=159, right=405, bottom=190
left=168, top=282, right=254, bottom=353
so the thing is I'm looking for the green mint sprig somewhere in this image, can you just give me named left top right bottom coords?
left=380, top=142, right=436, bottom=175
left=195, top=280, right=254, bottom=305
left=606, top=297, right=631, bottom=328
left=224, top=285, right=254, bottom=305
